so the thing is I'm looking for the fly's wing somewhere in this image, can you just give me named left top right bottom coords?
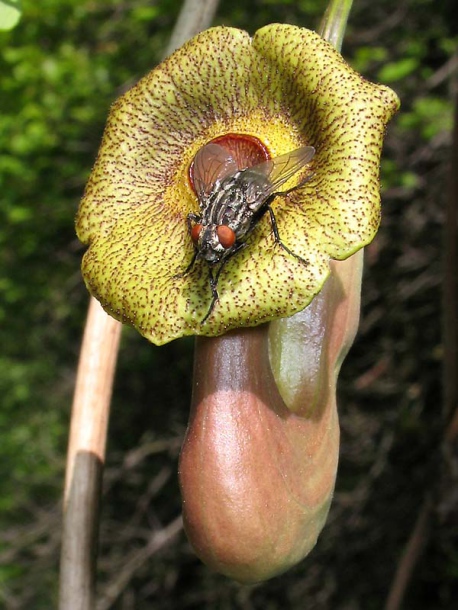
left=248, top=145, right=315, bottom=197
left=192, top=143, right=238, bottom=201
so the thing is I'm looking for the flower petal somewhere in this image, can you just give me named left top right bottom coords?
left=77, top=25, right=399, bottom=345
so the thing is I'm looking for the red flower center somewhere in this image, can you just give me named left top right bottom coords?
left=189, top=133, right=270, bottom=194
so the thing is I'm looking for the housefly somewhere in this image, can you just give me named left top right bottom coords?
left=185, top=142, right=315, bottom=322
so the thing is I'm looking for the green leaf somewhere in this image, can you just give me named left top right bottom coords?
left=377, top=57, right=419, bottom=83
left=398, top=96, right=453, bottom=140
left=0, top=0, right=22, bottom=31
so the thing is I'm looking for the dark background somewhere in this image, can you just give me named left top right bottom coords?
left=0, top=0, right=456, bottom=607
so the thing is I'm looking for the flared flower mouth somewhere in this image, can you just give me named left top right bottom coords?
left=76, top=24, right=399, bottom=345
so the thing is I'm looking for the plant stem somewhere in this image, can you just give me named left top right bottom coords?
left=318, top=0, right=353, bottom=52
left=165, top=0, right=220, bottom=57
left=59, top=298, right=122, bottom=610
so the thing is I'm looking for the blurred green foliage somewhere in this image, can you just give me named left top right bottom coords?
left=0, top=0, right=22, bottom=31
left=0, top=0, right=456, bottom=607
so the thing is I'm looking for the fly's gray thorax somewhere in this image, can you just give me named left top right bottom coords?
left=201, top=171, right=272, bottom=239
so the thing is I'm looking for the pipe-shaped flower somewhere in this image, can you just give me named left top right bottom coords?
left=76, top=24, right=399, bottom=345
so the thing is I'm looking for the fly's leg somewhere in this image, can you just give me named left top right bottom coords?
left=266, top=204, right=309, bottom=267
left=173, top=250, right=197, bottom=279
left=173, top=213, right=200, bottom=279
left=177, top=251, right=197, bottom=277
left=201, top=241, right=248, bottom=324
left=261, top=173, right=314, bottom=266
left=201, top=267, right=220, bottom=324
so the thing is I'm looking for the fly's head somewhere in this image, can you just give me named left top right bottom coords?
left=188, top=216, right=237, bottom=265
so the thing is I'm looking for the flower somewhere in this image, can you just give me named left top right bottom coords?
left=76, top=24, right=399, bottom=345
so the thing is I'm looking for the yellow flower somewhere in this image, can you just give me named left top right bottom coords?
left=77, top=24, right=399, bottom=345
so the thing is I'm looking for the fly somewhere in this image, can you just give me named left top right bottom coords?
left=184, top=142, right=315, bottom=322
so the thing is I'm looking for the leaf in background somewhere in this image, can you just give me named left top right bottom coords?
left=377, top=57, right=419, bottom=83
left=0, top=0, right=22, bottom=31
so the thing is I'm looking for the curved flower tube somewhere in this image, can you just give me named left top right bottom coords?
left=179, top=254, right=362, bottom=582
left=76, top=24, right=399, bottom=346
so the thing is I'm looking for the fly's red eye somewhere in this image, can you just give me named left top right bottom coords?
left=216, top=225, right=236, bottom=249
left=191, top=223, right=203, bottom=244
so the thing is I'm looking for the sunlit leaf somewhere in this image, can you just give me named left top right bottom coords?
left=0, top=0, right=22, bottom=31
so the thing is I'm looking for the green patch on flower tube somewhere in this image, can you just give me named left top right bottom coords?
left=76, top=24, right=399, bottom=346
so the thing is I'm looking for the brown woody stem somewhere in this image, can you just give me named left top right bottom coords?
left=59, top=298, right=122, bottom=610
